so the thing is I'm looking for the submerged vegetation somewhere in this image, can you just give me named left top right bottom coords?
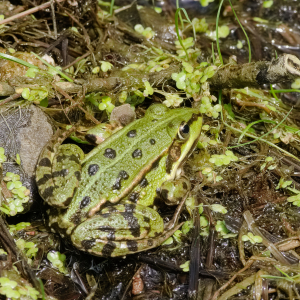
left=0, top=0, right=300, bottom=299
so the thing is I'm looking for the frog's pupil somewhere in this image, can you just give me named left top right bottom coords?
left=150, top=139, right=156, bottom=145
left=80, top=196, right=91, bottom=209
left=127, top=130, right=137, bottom=138
left=132, top=149, right=142, bottom=158
left=88, top=164, right=99, bottom=176
left=181, top=124, right=189, bottom=134
left=104, top=148, right=116, bottom=159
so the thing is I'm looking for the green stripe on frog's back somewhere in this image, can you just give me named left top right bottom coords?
left=62, top=106, right=200, bottom=225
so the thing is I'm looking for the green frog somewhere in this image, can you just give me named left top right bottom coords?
left=36, top=104, right=202, bottom=257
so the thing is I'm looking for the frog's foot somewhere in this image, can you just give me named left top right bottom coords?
left=71, top=203, right=183, bottom=257
left=36, top=129, right=85, bottom=208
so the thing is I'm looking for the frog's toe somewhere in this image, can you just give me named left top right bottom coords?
left=71, top=203, right=178, bottom=257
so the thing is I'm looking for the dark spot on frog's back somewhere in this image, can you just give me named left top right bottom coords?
left=139, top=178, right=148, bottom=188
left=147, top=239, right=153, bottom=247
left=127, top=240, right=138, bottom=252
left=119, top=170, right=129, bottom=179
left=129, top=192, right=139, bottom=202
left=112, top=177, right=122, bottom=190
left=81, top=238, right=96, bottom=250
left=85, top=134, right=97, bottom=145
left=127, top=129, right=137, bottom=138
left=122, top=209, right=140, bottom=238
left=104, top=148, right=116, bottom=159
left=132, top=149, right=142, bottom=158
left=98, top=226, right=116, bottom=240
left=80, top=196, right=91, bottom=209
left=88, top=164, right=99, bottom=176
left=74, top=171, right=81, bottom=181
left=64, top=196, right=73, bottom=206
left=150, top=139, right=156, bottom=145
left=42, top=186, right=54, bottom=199
left=39, top=157, right=51, bottom=167
left=143, top=216, right=150, bottom=223
left=70, top=211, right=84, bottom=225
left=52, top=169, right=68, bottom=178
left=125, top=203, right=136, bottom=213
left=36, top=173, right=52, bottom=186
left=102, top=241, right=117, bottom=257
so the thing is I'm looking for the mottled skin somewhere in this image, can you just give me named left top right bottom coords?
left=36, top=104, right=202, bottom=257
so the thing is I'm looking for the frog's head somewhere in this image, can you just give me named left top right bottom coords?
left=146, top=104, right=202, bottom=180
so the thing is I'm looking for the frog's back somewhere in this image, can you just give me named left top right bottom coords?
left=68, top=104, right=198, bottom=216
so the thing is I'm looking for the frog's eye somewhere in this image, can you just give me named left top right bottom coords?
left=178, top=123, right=190, bottom=140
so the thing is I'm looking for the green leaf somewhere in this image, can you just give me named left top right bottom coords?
left=263, top=1, right=273, bottom=8
left=39, top=97, right=48, bottom=107
left=180, top=260, right=190, bottom=272
left=15, top=154, right=21, bottom=165
left=242, top=232, right=263, bottom=244
left=210, top=204, right=227, bottom=214
left=100, top=61, right=113, bottom=72
left=182, top=220, right=193, bottom=234
left=162, top=237, right=173, bottom=245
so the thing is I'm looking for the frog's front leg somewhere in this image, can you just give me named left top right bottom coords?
left=71, top=203, right=181, bottom=257
left=36, top=130, right=85, bottom=208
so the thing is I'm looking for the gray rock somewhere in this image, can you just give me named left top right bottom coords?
left=1, top=103, right=54, bottom=212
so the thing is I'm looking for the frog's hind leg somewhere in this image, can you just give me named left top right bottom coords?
left=36, top=128, right=85, bottom=208
left=71, top=202, right=184, bottom=257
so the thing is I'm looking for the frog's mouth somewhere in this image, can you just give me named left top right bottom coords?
left=166, top=114, right=202, bottom=180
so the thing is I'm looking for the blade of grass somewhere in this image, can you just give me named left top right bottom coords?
left=260, top=275, right=292, bottom=281
left=31, top=52, right=73, bottom=82
left=212, top=43, right=215, bottom=64
left=0, top=53, right=39, bottom=69
left=176, top=0, right=184, bottom=30
left=218, top=91, right=300, bottom=161
left=228, top=0, right=251, bottom=63
left=110, top=0, right=115, bottom=15
left=38, top=278, right=46, bottom=300
left=215, top=0, right=225, bottom=65
left=271, top=89, right=300, bottom=94
left=237, top=119, right=276, bottom=143
left=229, top=107, right=292, bottom=149
left=274, top=266, right=294, bottom=281
left=174, top=8, right=196, bottom=61
left=270, top=84, right=280, bottom=102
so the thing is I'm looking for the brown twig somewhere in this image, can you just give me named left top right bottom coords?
left=0, top=0, right=66, bottom=25
left=209, top=54, right=300, bottom=90
left=62, top=51, right=91, bottom=70
left=0, top=93, right=21, bottom=106
left=53, top=85, right=100, bottom=124
left=235, top=98, right=273, bottom=115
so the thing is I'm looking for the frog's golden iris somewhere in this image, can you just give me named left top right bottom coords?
left=36, top=104, right=202, bottom=257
